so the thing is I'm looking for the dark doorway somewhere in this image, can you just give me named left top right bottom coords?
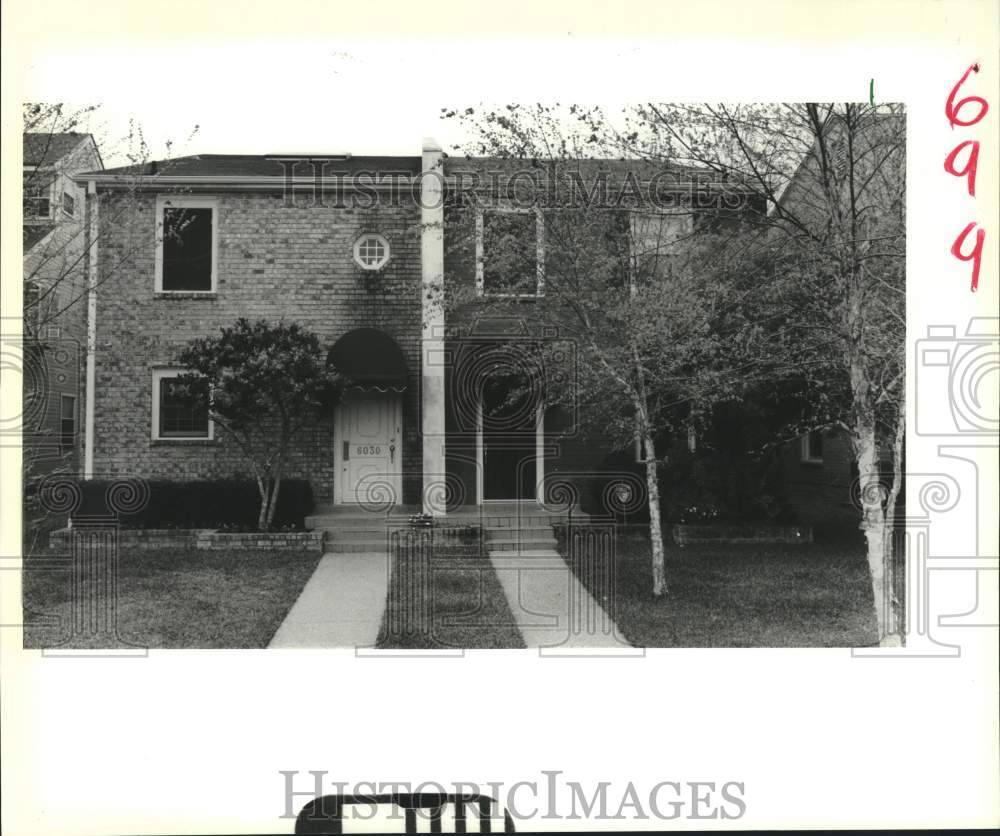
left=481, top=376, right=537, bottom=500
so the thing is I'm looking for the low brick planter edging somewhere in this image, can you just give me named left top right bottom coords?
left=49, top=528, right=325, bottom=553
left=672, top=524, right=813, bottom=545
left=197, top=530, right=325, bottom=551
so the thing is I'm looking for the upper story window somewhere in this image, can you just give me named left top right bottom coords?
left=801, top=430, right=824, bottom=464
left=630, top=210, right=692, bottom=289
left=353, top=233, right=390, bottom=270
left=23, top=181, right=52, bottom=220
left=152, top=368, right=213, bottom=440
left=476, top=208, right=544, bottom=297
left=62, top=191, right=75, bottom=217
left=155, top=196, right=218, bottom=293
left=60, top=395, right=76, bottom=454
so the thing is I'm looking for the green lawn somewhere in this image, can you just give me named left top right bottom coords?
left=562, top=529, right=879, bottom=647
left=22, top=548, right=321, bottom=649
left=376, top=549, right=524, bottom=649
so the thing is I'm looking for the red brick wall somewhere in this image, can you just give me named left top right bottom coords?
left=90, top=189, right=423, bottom=502
left=781, top=430, right=859, bottom=527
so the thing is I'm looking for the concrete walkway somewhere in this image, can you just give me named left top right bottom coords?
left=488, top=549, right=634, bottom=651
left=268, top=553, right=389, bottom=648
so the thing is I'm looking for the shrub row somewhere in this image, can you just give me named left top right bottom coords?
left=68, top=479, right=315, bottom=530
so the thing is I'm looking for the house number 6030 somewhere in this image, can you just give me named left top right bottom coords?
left=357, top=445, right=382, bottom=455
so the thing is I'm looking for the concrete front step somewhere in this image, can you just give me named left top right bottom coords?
left=309, top=502, right=573, bottom=554
left=488, top=540, right=558, bottom=552
left=326, top=540, right=391, bottom=553
left=316, top=529, right=390, bottom=542
left=309, top=504, right=585, bottom=521
left=306, top=516, right=394, bottom=529
left=487, top=549, right=565, bottom=560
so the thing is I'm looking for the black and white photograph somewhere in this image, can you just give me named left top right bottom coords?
left=20, top=102, right=908, bottom=651
left=2, top=0, right=997, bottom=833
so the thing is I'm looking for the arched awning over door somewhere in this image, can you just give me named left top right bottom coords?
left=328, top=328, right=408, bottom=392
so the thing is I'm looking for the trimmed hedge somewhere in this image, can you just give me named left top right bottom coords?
left=68, top=478, right=315, bottom=530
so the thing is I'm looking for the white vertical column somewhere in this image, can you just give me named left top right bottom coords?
left=83, top=180, right=98, bottom=480
left=420, top=138, right=447, bottom=515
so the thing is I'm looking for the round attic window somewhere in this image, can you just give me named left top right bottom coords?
left=353, top=233, right=390, bottom=271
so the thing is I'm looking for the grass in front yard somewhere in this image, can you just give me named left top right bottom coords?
left=376, top=549, right=524, bottom=649
left=563, top=529, right=878, bottom=647
left=22, top=548, right=321, bottom=649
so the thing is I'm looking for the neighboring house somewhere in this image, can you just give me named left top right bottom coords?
left=772, top=111, right=905, bottom=529
left=780, top=429, right=859, bottom=527
left=73, top=142, right=758, bottom=517
left=23, top=132, right=104, bottom=476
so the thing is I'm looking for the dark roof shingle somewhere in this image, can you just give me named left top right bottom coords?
left=23, top=132, right=88, bottom=167
left=23, top=224, right=55, bottom=254
left=90, top=153, right=422, bottom=179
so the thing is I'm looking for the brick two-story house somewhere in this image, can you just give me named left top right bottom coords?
left=23, top=132, right=103, bottom=475
left=74, top=141, right=758, bottom=523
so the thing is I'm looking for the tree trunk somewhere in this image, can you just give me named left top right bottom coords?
left=880, top=390, right=906, bottom=641
left=844, top=253, right=893, bottom=644
left=855, top=424, right=892, bottom=643
left=265, top=471, right=284, bottom=530
left=642, top=431, right=667, bottom=597
left=257, top=479, right=271, bottom=532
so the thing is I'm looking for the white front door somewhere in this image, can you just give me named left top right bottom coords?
left=335, top=392, right=402, bottom=505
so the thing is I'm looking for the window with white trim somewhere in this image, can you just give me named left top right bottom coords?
left=801, top=431, right=824, bottom=464
left=155, top=196, right=218, bottom=292
left=152, top=369, right=213, bottom=440
left=62, top=191, right=75, bottom=217
left=23, top=181, right=52, bottom=220
left=629, top=210, right=692, bottom=290
left=60, top=395, right=76, bottom=454
left=477, top=208, right=544, bottom=297
left=353, top=233, right=390, bottom=270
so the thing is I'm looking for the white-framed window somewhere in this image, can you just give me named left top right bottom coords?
left=801, top=430, right=824, bottom=464
left=152, top=368, right=213, bottom=440
left=62, top=191, right=75, bottom=217
left=353, top=233, right=391, bottom=270
left=154, top=196, right=219, bottom=293
left=23, top=180, right=53, bottom=220
left=60, top=394, right=76, bottom=454
left=629, top=209, right=692, bottom=292
left=476, top=207, right=545, bottom=297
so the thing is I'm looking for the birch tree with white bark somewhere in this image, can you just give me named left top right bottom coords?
left=442, top=106, right=756, bottom=597
left=619, top=103, right=906, bottom=643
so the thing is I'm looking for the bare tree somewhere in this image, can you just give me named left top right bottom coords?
left=22, top=102, right=200, bottom=339
left=620, top=103, right=906, bottom=643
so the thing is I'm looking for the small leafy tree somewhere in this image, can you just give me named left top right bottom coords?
left=177, top=319, right=342, bottom=530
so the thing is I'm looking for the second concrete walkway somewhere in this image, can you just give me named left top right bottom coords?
left=268, top=553, right=390, bottom=648
left=488, top=549, right=634, bottom=651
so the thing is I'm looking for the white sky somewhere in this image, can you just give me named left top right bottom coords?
left=23, top=40, right=658, bottom=168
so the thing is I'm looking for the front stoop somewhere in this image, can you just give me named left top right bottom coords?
left=306, top=503, right=582, bottom=556
left=305, top=505, right=413, bottom=554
